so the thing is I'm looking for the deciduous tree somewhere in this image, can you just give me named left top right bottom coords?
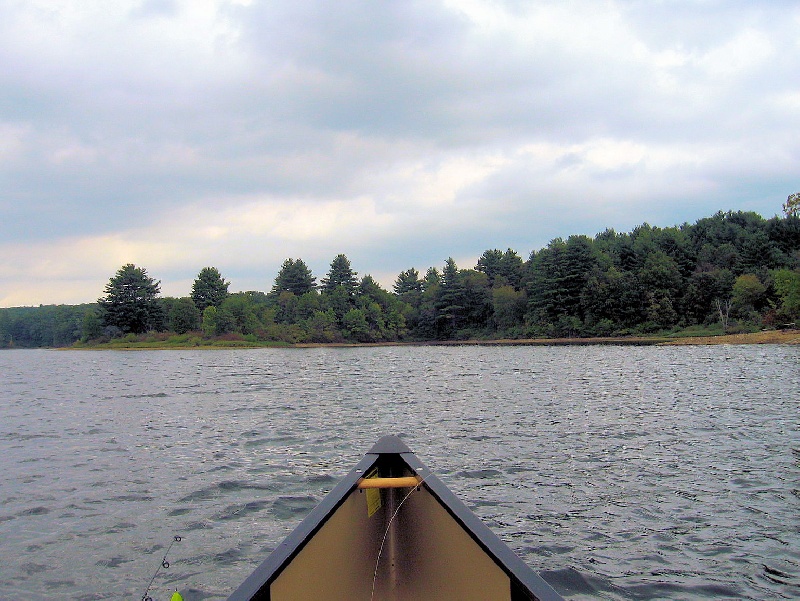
left=772, top=269, right=800, bottom=321
left=784, top=192, right=799, bottom=218
left=167, top=298, right=201, bottom=334
left=731, top=273, right=767, bottom=318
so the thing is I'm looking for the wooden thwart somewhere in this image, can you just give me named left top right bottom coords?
left=356, top=476, right=422, bottom=489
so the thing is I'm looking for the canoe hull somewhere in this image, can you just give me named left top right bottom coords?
left=228, top=436, right=563, bottom=601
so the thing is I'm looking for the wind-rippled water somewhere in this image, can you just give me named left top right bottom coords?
left=0, top=345, right=798, bottom=600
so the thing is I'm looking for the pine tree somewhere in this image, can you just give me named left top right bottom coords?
left=98, top=264, right=162, bottom=334
left=393, top=268, right=423, bottom=295
left=271, top=259, right=317, bottom=296
left=191, top=267, right=230, bottom=312
left=321, top=254, right=359, bottom=295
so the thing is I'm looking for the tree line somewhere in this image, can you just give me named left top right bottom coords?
left=1, top=209, right=798, bottom=348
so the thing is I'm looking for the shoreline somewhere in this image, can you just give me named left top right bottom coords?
left=295, top=329, right=800, bottom=348
left=49, top=328, right=800, bottom=350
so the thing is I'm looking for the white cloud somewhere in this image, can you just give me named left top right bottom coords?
left=0, top=123, right=31, bottom=163
left=697, top=28, right=774, bottom=80
left=1, top=0, right=798, bottom=305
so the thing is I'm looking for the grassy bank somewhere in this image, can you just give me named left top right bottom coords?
left=67, top=328, right=800, bottom=350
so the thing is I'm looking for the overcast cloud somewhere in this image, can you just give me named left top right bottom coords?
left=1, top=0, right=798, bottom=306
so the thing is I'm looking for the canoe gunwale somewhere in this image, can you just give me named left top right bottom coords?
left=226, top=436, right=564, bottom=601
left=395, top=449, right=563, bottom=601
left=227, top=452, right=379, bottom=601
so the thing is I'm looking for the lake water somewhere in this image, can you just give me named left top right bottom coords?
left=0, top=345, right=798, bottom=600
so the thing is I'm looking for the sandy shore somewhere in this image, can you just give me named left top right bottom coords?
left=658, top=329, right=800, bottom=345
left=294, top=329, right=800, bottom=348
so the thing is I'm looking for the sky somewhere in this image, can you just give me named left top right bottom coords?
left=1, top=0, right=798, bottom=306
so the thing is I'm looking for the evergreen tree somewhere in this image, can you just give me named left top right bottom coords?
left=325, top=285, right=354, bottom=326
left=476, top=249, right=504, bottom=286
left=272, top=258, right=317, bottom=296
left=191, top=267, right=230, bottom=312
left=460, top=269, right=493, bottom=330
left=321, top=254, right=359, bottom=294
left=499, top=249, right=524, bottom=290
left=526, top=239, right=566, bottom=330
left=476, top=248, right=523, bottom=290
left=358, top=275, right=386, bottom=304
left=526, top=236, right=598, bottom=335
left=435, top=258, right=465, bottom=337
left=393, top=268, right=423, bottom=296
left=422, top=267, right=441, bottom=291
left=98, top=264, right=162, bottom=334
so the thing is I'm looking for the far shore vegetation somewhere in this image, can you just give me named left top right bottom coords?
left=64, top=328, right=800, bottom=350
left=2, top=206, right=799, bottom=350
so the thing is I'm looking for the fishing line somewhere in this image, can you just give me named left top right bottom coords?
left=141, top=535, right=182, bottom=601
left=369, top=472, right=432, bottom=601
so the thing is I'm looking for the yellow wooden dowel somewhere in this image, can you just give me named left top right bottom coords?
left=356, top=476, right=422, bottom=489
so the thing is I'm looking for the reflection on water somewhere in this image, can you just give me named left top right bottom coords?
left=0, top=345, right=798, bottom=600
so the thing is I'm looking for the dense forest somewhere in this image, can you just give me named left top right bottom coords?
left=1, top=210, right=799, bottom=348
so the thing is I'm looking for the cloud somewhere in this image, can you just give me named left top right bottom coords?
left=1, top=0, right=798, bottom=305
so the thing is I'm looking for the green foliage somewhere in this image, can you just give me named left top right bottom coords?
left=784, top=192, right=799, bottom=218
left=394, top=269, right=423, bottom=300
left=0, top=310, right=10, bottom=347
left=296, top=291, right=321, bottom=321
left=304, top=309, right=340, bottom=342
left=81, top=307, right=104, bottom=341
left=274, top=291, right=299, bottom=324
left=321, top=254, right=359, bottom=297
left=98, top=264, right=163, bottom=334
left=221, top=293, right=261, bottom=335
left=201, top=306, right=218, bottom=337
left=772, top=269, right=800, bottom=321
left=476, top=249, right=504, bottom=286
left=478, top=248, right=525, bottom=289
left=271, top=258, right=317, bottom=296
left=423, top=267, right=441, bottom=291
left=325, top=286, right=355, bottom=326
left=191, top=267, right=230, bottom=312
left=492, top=285, right=526, bottom=333
left=166, top=297, right=201, bottom=334
left=0, top=305, right=89, bottom=347
left=731, top=273, right=767, bottom=319
left=342, top=308, right=370, bottom=342
left=6, top=209, right=799, bottom=348
left=435, top=258, right=465, bottom=338
left=200, top=303, right=239, bottom=337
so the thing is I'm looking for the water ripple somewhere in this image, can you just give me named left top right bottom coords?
left=0, top=345, right=798, bottom=600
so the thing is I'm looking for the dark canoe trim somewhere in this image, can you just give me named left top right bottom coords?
left=227, top=451, right=379, bottom=601
left=395, top=445, right=563, bottom=601
left=227, top=435, right=564, bottom=601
